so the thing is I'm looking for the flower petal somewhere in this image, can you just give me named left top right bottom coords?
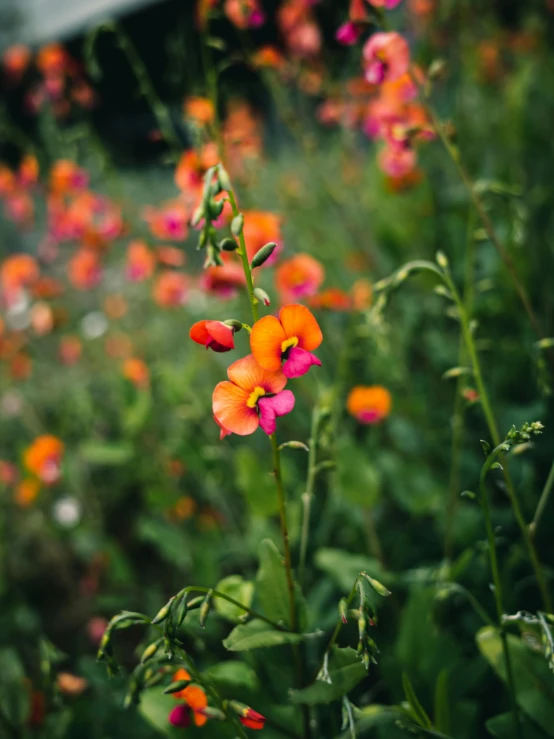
left=227, top=354, right=287, bottom=395
left=206, top=320, right=235, bottom=350
left=279, top=304, right=323, bottom=351
left=189, top=320, right=210, bottom=346
left=168, top=704, right=191, bottom=728
left=250, top=315, right=286, bottom=372
left=213, top=381, right=259, bottom=436
left=282, top=347, right=321, bottom=378
left=258, top=390, right=295, bottom=435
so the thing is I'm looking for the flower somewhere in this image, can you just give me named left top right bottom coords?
left=152, top=271, right=189, bottom=307
left=224, top=0, right=266, bottom=29
left=184, top=97, right=215, bottom=126
left=49, top=160, right=88, bottom=193
left=230, top=702, right=266, bottom=730
left=275, top=254, right=324, bottom=303
left=168, top=685, right=208, bottom=728
left=1, top=254, right=39, bottom=307
left=24, top=435, right=64, bottom=484
left=15, top=478, right=40, bottom=507
left=68, top=249, right=102, bottom=290
left=250, top=304, right=322, bottom=379
left=336, top=22, right=364, bottom=46
left=143, top=201, right=189, bottom=241
left=368, top=0, right=404, bottom=7
left=242, top=210, right=283, bottom=265
left=202, top=261, right=246, bottom=298
left=122, top=358, right=150, bottom=389
left=190, top=320, right=235, bottom=352
left=56, top=673, right=88, bottom=696
left=347, top=386, right=392, bottom=423
left=363, top=32, right=410, bottom=85
left=126, top=240, right=156, bottom=282
left=213, top=354, right=295, bottom=436
left=3, top=45, right=31, bottom=82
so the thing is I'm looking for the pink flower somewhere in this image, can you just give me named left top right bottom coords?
left=362, top=32, right=410, bottom=85
left=367, top=0, right=403, bottom=7
left=336, top=22, right=363, bottom=45
left=378, top=144, right=416, bottom=178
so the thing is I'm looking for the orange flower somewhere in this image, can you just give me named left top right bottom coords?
left=18, top=155, right=39, bottom=188
left=250, top=304, right=323, bottom=378
left=172, top=496, right=197, bottom=520
left=152, top=271, right=189, bottom=307
left=1, top=253, right=39, bottom=305
left=68, top=249, right=102, bottom=290
left=242, top=210, right=283, bottom=264
left=184, top=97, right=215, bottom=126
left=251, top=45, right=287, bottom=70
left=56, top=673, right=88, bottom=696
left=213, top=354, right=295, bottom=436
left=49, top=160, right=88, bottom=193
left=122, top=358, right=149, bottom=390
left=36, top=43, right=68, bottom=77
left=202, top=261, right=246, bottom=298
left=347, top=386, right=392, bottom=424
left=15, top=478, right=41, bottom=507
left=24, top=435, right=64, bottom=484
left=156, top=245, right=185, bottom=267
left=143, top=200, right=188, bottom=241
left=275, top=254, right=324, bottom=303
left=230, top=701, right=266, bottom=730
left=224, top=0, right=265, bottom=28
left=351, top=278, right=373, bottom=310
left=2, top=45, right=31, bottom=82
left=190, top=320, right=235, bottom=352
left=168, top=684, right=208, bottom=728
left=126, top=240, right=156, bottom=282
left=59, top=336, right=82, bottom=365
left=170, top=668, right=192, bottom=699
left=30, top=302, right=54, bottom=335
left=309, top=288, right=351, bottom=311
left=0, top=165, right=16, bottom=196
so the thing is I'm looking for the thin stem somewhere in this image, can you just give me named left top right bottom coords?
left=271, top=433, right=297, bottom=633
left=418, top=86, right=547, bottom=351
left=200, top=27, right=224, bottom=160
left=183, top=586, right=286, bottom=631
left=442, top=269, right=552, bottom=611
left=226, top=187, right=259, bottom=323
left=299, top=408, right=321, bottom=587
left=479, top=455, right=523, bottom=739
left=530, top=461, right=554, bottom=540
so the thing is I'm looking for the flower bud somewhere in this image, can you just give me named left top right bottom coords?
left=199, top=590, right=213, bottom=628
left=229, top=701, right=266, bottom=730
left=231, top=214, right=244, bottom=236
left=428, top=59, right=447, bottom=81
left=220, top=237, right=238, bottom=252
left=141, top=639, right=162, bottom=663
left=152, top=599, right=174, bottom=624
left=339, top=598, right=348, bottom=624
left=250, top=242, right=277, bottom=269
left=253, top=287, right=271, bottom=306
left=360, top=572, right=391, bottom=597
left=217, top=166, right=232, bottom=192
left=223, top=319, right=243, bottom=331
left=191, top=205, right=204, bottom=227
left=436, top=251, right=449, bottom=269
left=164, top=678, right=191, bottom=694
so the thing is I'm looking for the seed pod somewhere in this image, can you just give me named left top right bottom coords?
left=164, top=678, right=191, bottom=694
left=339, top=598, right=348, bottom=624
left=360, top=572, right=391, bottom=597
left=141, top=639, right=162, bottom=664
left=220, top=237, right=238, bottom=252
left=199, top=590, right=213, bottom=628
left=223, top=319, right=243, bottom=331
left=191, top=205, right=204, bottom=228
left=436, top=251, right=449, bottom=269
left=231, top=214, right=244, bottom=236
left=250, top=242, right=277, bottom=269
left=279, top=440, right=309, bottom=452
left=217, top=166, right=232, bottom=192
left=253, top=287, right=270, bottom=306
left=152, top=598, right=174, bottom=625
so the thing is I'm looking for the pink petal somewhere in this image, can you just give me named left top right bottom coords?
left=282, top=347, right=321, bottom=379
left=169, top=704, right=192, bottom=728
left=258, top=390, right=295, bottom=435
left=336, top=22, right=362, bottom=46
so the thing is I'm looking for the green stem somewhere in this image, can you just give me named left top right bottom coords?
left=530, top=461, right=554, bottom=540
left=226, top=187, right=259, bottom=323
left=479, top=453, right=523, bottom=739
left=299, top=408, right=321, bottom=587
left=182, top=586, right=286, bottom=631
left=271, top=433, right=297, bottom=633
left=200, top=26, right=224, bottom=160
left=442, top=270, right=552, bottom=611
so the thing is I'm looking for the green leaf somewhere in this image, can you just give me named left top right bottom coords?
left=139, top=688, right=175, bottom=735
left=80, top=441, right=134, bottom=466
left=477, top=626, right=554, bottom=736
left=123, top=389, right=152, bottom=435
left=402, top=673, right=433, bottom=729
left=205, top=661, right=260, bottom=692
left=486, top=712, right=549, bottom=739
left=256, top=539, right=292, bottom=626
left=434, top=669, right=450, bottom=735
left=214, top=576, right=254, bottom=623
left=290, top=647, right=367, bottom=705
left=315, top=548, right=385, bottom=592
left=223, top=619, right=306, bottom=651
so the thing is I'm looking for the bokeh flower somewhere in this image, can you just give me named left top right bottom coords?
left=168, top=684, right=208, bottom=728
left=363, top=32, right=410, bottom=85
left=347, top=385, right=392, bottom=423
left=275, top=254, right=324, bottom=303
left=122, top=358, right=150, bottom=390
left=250, top=304, right=322, bottom=378
left=213, top=354, right=295, bottom=436
left=24, top=435, right=64, bottom=484
left=126, top=240, right=156, bottom=282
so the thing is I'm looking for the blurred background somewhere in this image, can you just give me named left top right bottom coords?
left=1, top=1, right=554, bottom=737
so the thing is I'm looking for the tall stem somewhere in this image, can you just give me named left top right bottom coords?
left=443, top=270, right=552, bottom=611
left=271, top=433, right=297, bottom=633
left=299, top=408, right=320, bottom=587
left=479, top=457, right=522, bottom=739
left=530, top=461, right=554, bottom=541
left=226, top=187, right=259, bottom=324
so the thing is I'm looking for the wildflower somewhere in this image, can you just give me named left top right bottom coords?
left=170, top=668, right=192, bottom=699
left=15, top=478, right=40, bottom=507
left=336, top=0, right=367, bottom=45
left=0, top=461, right=17, bottom=486
left=156, top=245, right=186, bottom=267
left=56, top=673, right=88, bottom=696
left=144, top=201, right=189, bottom=241
left=351, top=278, right=373, bottom=310
left=122, top=358, right=150, bottom=390
left=213, top=354, right=295, bottom=436
left=363, top=32, right=410, bottom=85
left=18, top=155, right=39, bottom=188
left=68, top=249, right=102, bottom=290
left=2, top=45, right=31, bottom=83
left=190, top=320, right=235, bottom=352
left=250, top=304, right=322, bottom=379
left=168, top=685, right=208, bottom=728
left=30, top=302, right=54, bottom=335
left=230, top=701, right=266, bottom=730
left=378, top=144, right=417, bottom=178
left=152, top=271, right=189, bottom=308
left=24, top=435, right=64, bottom=484
left=275, top=254, right=324, bottom=304
left=347, top=386, right=392, bottom=423
left=243, top=210, right=283, bottom=264
left=49, top=160, right=88, bottom=193
left=36, top=43, right=68, bottom=77
left=368, top=0, right=404, bottom=7
left=1, top=254, right=39, bottom=307
left=104, top=294, right=127, bottom=320
left=184, top=97, right=215, bottom=126
left=126, top=240, right=156, bottom=282
left=225, top=0, right=266, bottom=28
left=309, top=288, right=351, bottom=311
left=202, top=261, right=246, bottom=298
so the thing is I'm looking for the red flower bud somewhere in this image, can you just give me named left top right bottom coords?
left=189, top=320, right=235, bottom=352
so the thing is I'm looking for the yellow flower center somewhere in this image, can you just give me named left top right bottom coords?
left=247, top=386, right=266, bottom=408
left=281, top=336, right=299, bottom=354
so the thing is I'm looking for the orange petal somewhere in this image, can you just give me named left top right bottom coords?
left=250, top=316, right=286, bottom=372
left=279, top=304, right=323, bottom=351
left=182, top=685, right=208, bottom=726
left=213, top=381, right=259, bottom=436
left=227, top=354, right=287, bottom=395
